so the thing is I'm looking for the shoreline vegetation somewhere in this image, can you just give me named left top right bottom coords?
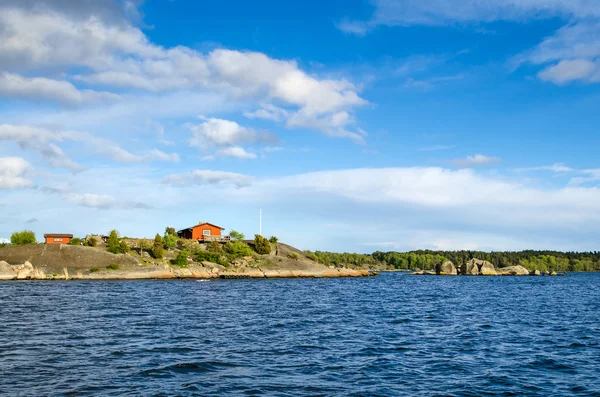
left=1, top=229, right=598, bottom=280
left=0, top=229, right=372, bottom=280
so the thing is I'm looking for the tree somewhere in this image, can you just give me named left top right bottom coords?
left=269, top=236, right=279, bottom=244
left=163, top=233, right=177, bottom=250
left=165, top=227, right=177, bottom=237
left=172, top=250, right=189, bottom=267
left=107, top=230, right=121, bottom=254
left=139, top=239, right=150, bottom=255
left=86, top=236, right=98, bottom=247
left=10, top=230, right=36, bottom=245
left=152, top=234, right=164, bottom=259
left=230, top=230, right=245, bottom=241
left=254, top=234, right=271, bottom=255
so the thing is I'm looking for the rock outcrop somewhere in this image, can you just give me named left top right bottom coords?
left=497, top=265, right=530, bottom=276
left=437, top=261, right=457, bottom=275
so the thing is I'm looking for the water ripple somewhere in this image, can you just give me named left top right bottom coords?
left=1, top=274, right=600, bottom=396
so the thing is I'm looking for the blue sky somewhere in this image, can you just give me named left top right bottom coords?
left=1, top=0, right=600, bottom=252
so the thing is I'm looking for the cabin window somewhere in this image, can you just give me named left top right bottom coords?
left=53, top=238, right=63, bottom=242
left=202, top=229, right=211, bottom=236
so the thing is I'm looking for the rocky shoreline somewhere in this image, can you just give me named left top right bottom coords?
left=0, top=244, right=372, bottom=281
left=412, top=258, right=565, bottom=276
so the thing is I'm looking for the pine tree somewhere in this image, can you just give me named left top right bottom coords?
left=152, top=233, right=164, bottom=259
left=107, top=230, right=120, bottom=254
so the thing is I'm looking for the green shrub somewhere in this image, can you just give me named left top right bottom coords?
left=269, top=236, right=278, bottom=244
left=254, top=234, right=271, bottom=255
left=152, top=234, right=164, bottom=259
left=206, top=241, right=222, bottom=253
left=195, top=250, right=226, bottom=265
left=90, top=268, right=100, bottom=273
left=106, top=264, right=119, bottom=271
left=287, top=252, right=300, bottom=260
left=304, top=251, right=318, bottom=262
left=69, top=238, right=83, bottom=246
left=86, top=236, right=98, bottom=247
left=230, top=230, right=245, bottom=241
left=165, top=226, right=177, bottom=237
left=224, top=241, right=253, bottom=258
left=119, top=241, right=129, bottom=253
left=171, top=250, right=189, bottom=267
left=10, top=230, right=36, bottom=245
left=163, top=233, right=177, bottom=250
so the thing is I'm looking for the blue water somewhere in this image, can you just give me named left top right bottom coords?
left=1, top=273, right=599, bottom=396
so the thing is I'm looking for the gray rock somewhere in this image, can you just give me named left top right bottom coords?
left=498, top=265, right=530, bottom=276
left=437, top=260, right=457, bottom=275
left=530, top=269, right=541, bottom=276
left=0, top=260, right=17, bottom=280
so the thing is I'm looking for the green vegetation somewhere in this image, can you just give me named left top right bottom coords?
left=304, top=251, right=318, bottom=262
left=86, top=236, right=98, bottom=247
left=163, top=233, right=177, bottom=250
left=206, top=241, right=222, bottom=253
left=165, top=226, right=177, bottom=237
left=90, top=268, right=100, bottom=273
left=107, top=230, right=129, bottom=254
left=371, top=250, right=600, bottom=272
left=287, top=252, right=299, bottom=260
left=269, top=236, right=279, bottom=244
left=152, top=234, right=164, bottom=259
left=195, top=250, right=227, bottom=266
left=304, top=249, right=600, bottom=272
left=10, top=230, right=36, bottom=246
left=106, top=264, right=119, bottom=271
left=224, top=241, right=253, bottom=257
left=69, top=238, right=83, bottom=246
left=254, top=234, right=271, bottom=255
left=230, top=230, right=245, bottom=241
left=171, top=250, right=189, bottom=267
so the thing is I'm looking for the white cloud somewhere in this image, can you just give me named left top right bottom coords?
left=64, top=193, right=151, bottom=210
left=0, top=124, right=179, bottom=170
left=0, top=238, right=9, bottom=244
left=0, top=72, right=119, bottom=105
left=0, top=157, right=33, bottom=189
left=188, top=117, right=277, bottom=148
left=0, top=4, right=367, bottom=141
left=244, top=104, right=289, bottom=122
left=537, top=59, right=599, bottom=84
left=569, top=169, right=600, bottom=185
left=516, top=163, right=573, bottom=173
left=451, top=154, right=500, bottom=168
left=163, top=170, right=254, bottom=188
left=217, top=146, right=257, bottom=160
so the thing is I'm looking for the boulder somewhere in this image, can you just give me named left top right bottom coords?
left=437, top=261, right=457, bottom=275
left=0, top=260, right=17, bottom=280
left=530, top=269, right=541, bottom=276
left=14, top=261, right=34, bottom=279
left=464, top=259, right=480, bottom=275
left=550, top=271, right=558, bottom=276
left=498, top=265, right=530, bottom=276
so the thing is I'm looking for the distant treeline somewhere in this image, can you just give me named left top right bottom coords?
left=306, top=250, right=600, bottom=272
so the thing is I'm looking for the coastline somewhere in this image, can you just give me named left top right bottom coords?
left=0, top=244, right=372, bottom=281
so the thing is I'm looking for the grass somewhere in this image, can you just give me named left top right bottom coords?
left=90, top=268, right=101, bottom=273
left=106, top=264, right=119, bottom=271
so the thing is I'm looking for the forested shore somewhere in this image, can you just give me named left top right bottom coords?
left=306, top=250, right=600, bottom=272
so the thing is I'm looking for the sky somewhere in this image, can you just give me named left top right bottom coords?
left=1, top=0, right=600, bottom=252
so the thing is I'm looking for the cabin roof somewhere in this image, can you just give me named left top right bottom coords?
left=44, top=233, right=74, bottom=238
left=178, top=222, right=225, bottom=232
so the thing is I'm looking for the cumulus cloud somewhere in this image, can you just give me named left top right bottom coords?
left=0, top=2, right=367, bottom=141
left=0, top=157, right=33, bottom=189
left=64, top=193, right=151, bottom=210
left=0, top=72, right=119, bottom=105
left=451, top=154, right=500, bottom=168
left=0, top=238, right=9, bottom=244
left=187, top=117, right=276, bottom=159
left=537, top=59, right=599, bottom=84
left=163, top=170, right=254, bottom=188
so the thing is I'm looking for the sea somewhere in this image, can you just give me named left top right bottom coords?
left=1, top=273, right=599, bottom=396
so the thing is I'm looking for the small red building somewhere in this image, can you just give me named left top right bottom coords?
left=44, top=233, right=73, bottom=245
left=177, top=223, right=228, bottom=242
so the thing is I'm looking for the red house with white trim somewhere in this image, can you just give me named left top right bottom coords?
left=177, top=223, right=229, bottom=242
